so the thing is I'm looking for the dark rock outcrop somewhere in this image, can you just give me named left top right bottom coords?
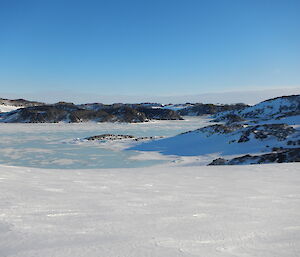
left=178, top=103, right=248, bottom=116
left=287, top=139, right=300, bottom=146
left=0, top=103, right=183, bottom=123
left=209, top=148, right=300, bottom=165
left=136, top=107, right=183, bottom=120
left=183, top=123, right=296, bottom=143
left=85, top=134, right=163, bottom=142
left=237, top=124, right=295, bottom=143
left=213, top=114, right=245, bottom=123
left=196, top=123, right=244, bottom=135
left=208, top=158, right=228, bottom=165
left=85, top=134, right=135, bottom=141
left=0, top=98, right=44, bottom=107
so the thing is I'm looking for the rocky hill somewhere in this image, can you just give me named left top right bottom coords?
left=129, top=95, right=300, bottom=165
left=177, top=103, right=248, bottom=116
left=214, top=94, right=300, bottom=123
left=0, top=98, right=44, bottom=113
left=0, top=98, right=44, bottom=107
left=0, top=102, right=182, bottom=123
left=0, top=96, right=249, bottom=121
left=135, top=107, right=183, bottom=120
left=209, top=147, right=300, bottom=165
left=130, top=122, right=300, bottom=165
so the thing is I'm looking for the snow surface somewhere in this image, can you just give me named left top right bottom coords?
left=0, top=105, right=20, bottom=113
left=0, top=163, right=299, bottom=257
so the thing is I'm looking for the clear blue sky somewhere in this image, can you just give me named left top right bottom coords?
left=0, top=0, right=299, bottom=102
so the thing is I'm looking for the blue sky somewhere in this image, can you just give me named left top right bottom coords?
left=0, top=0, right=300, bottom=103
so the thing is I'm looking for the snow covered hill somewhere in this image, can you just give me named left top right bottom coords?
left=127, top=95, right=299, bottom=165
left=0, top=163, right=299, bottom=257
left=129, top=120, right=300, bottom=164
left=0, top=98, right=44, bottom=113
left=214, top=94, right=300, bottom=122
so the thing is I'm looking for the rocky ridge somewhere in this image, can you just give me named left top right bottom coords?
left=0, top=98, right=44, bottom=113
left=177, top=103, right=248, bottom=116
left=209, top=148, right=300, bottom=165
left=0, top=102, right=182, bottom=123
left=0, top=98, right=44, bottom=107
left=213, top=94, right=300, bottom=123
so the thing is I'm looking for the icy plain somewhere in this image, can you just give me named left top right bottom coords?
left=0, top=117, right=212, bottom=169
left=0, top=163, right=299, bottom=257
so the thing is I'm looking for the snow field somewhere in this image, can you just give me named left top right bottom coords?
left=0, top=163, right=299, bottom=257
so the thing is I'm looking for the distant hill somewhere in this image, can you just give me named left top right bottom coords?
left=0, top=98, right=44, bottom=107
left=214, top=94, right=300, bottom=122
left=0, top=102, right=182, bottom=123
left=176, top=103, right=248, bottom=116
left=1, top=94, right=299, bottom=125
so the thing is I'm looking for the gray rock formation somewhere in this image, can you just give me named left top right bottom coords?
left=85, top=134, right=163, bottom=142
left=178, top=103, right=248, bottom=116
left=0, top=98, right=44, bottom=107
left=0, top=102, right=183, bottom=123
left=214, top=94, right=300, bottom=122
left=209, top=148, right=300, bottom=165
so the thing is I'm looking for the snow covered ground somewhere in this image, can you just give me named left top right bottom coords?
left=0, top=163, right=299, bottom=257
left=0, top=105, right=20, bottom=113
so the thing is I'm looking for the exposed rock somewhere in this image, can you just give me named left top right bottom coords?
left=85, top=134, right=163, bottom=142
left=213, top=113, right=245, bottom=123
left=0, top=104, right=183, bottom=123
left=136, top=107, right=183, bottom=120
left=228, top=148, right=300, bottom=164
left=193, top=123, right=244, bottom=135
left=287, top=140, right=300, bottom=146
left=208, top=158, right=228, bottom=165
left=276, top=110, right=300, bottom=120
left=182, top=123, right=296, bottom=142
left=237, top=124, right=295, bottom=143
left=78, top=103, right=105, bottom=111
left=214, top=94, right=300, bottom=122
left=139, top=103, right=164, bottom=108
left=85, top=134, right=135, bottom=141
left=178, top=103, right=248, bottom=116
left=208, top=148, right=300, bottom=165
left=0, top=98, right=44, bottom=107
